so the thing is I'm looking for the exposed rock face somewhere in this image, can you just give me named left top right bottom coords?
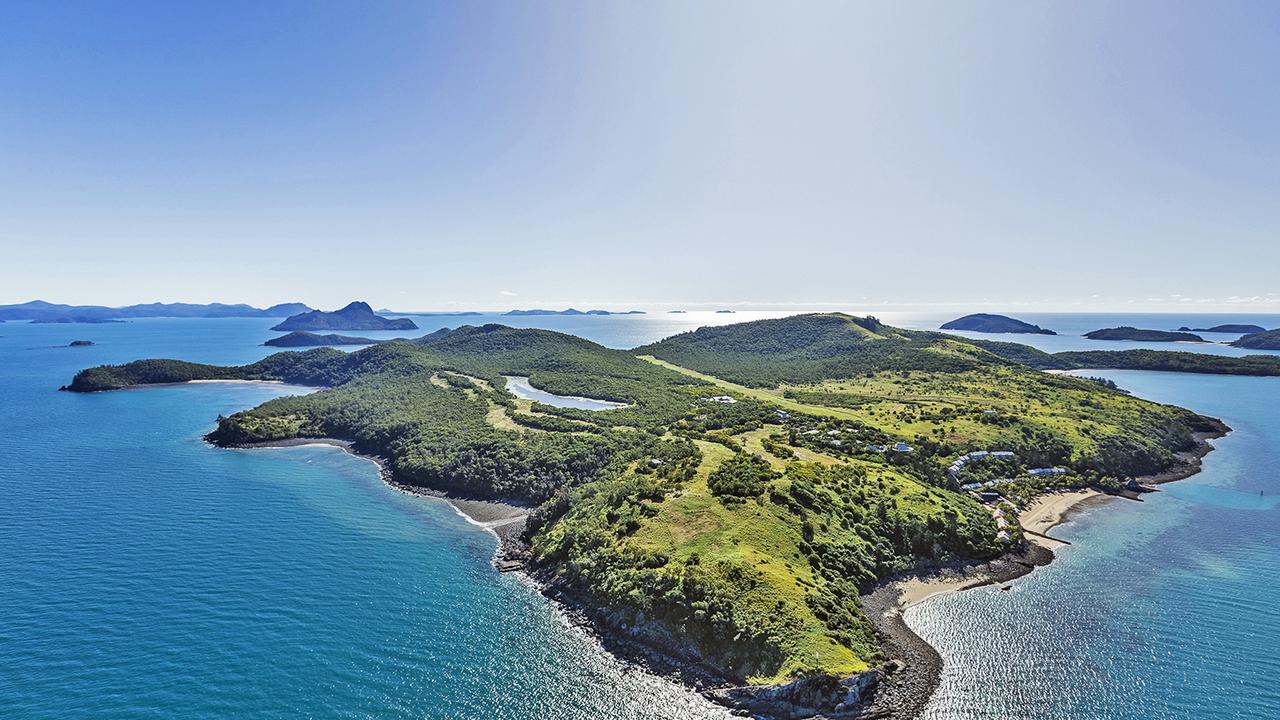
left=707, top=669, right=884, bottom=718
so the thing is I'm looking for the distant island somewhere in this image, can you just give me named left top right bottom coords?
left=941, top=313, right=1056, bottom=335
left=271, top=302, right=418, bottom=332
left=1178, top=324, right=1266, bottom=334
left=1084, top=327, right=1205, bottom=342
left=1231, top=329, right=1280, bottom=350
left=264, top=331, right=378, bottom=347
left=68, top=340, right=95, bottom=347
left=667, top=310, right=687, bottom=314
left=715, top=309, right=735, bottom=313
left=503, top=308, right=645, bottom=316
left=32, top=317, right=125, bottom=324
left=0, top=300, right=311, bottom=323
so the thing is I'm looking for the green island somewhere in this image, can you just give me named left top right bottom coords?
left=1083, top=326, right=1205, bottom=342
left=263, top=331, right=379, bottom=347
left=1231, top=328, right=1280, bottom=350
left=67, top=313, right=1252, bottom=716
left=940, top=313, right=1055, bottom=335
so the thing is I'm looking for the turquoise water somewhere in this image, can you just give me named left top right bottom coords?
left=2, top=312, right=1278, bottom=718
left=905, top=368, right=1280, bottom=719
left=0, top=318, right=731, bottom=719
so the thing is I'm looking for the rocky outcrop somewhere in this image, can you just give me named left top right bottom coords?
left=707, top=668, right=885, bottom=719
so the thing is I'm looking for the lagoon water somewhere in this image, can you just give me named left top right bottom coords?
left=2, top=310, right=1278, bottom=718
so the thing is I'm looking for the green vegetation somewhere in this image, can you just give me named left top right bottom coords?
left=263, top=331, right=378, bottom=347
left=1231, top=328, right=1280, bottom=350
left=66, top=313, right=1228, bottom=688
left=1054, top=350, right=1280, bottom=376
left=940, top=313, right=1055, bottom=335
left=1083, top=327, right=1205, bottom=342
left=271, top=301, right=418, bottom=331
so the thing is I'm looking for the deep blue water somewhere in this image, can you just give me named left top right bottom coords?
left=1, top=311, right=1278, bottom=718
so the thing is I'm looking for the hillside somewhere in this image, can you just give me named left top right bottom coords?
left=941, top=313, right=1056, bottom=335
left=271, top=301, right=418, bottom=331
left=1230, top=329, right=1280, bottom=350
left=66, top=316, right=1223, bottom=712
left=1084, top=327, right=1204, bottom=342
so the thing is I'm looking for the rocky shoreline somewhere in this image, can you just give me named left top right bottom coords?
left=214, top=421, right=1229, bottom=720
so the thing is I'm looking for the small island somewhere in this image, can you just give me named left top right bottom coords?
left=271, top=301, right=418, bottom=332
left=33, top=317, right=125, bottom=324
left=264, top=331, right=378, bottom=347
left=1231, top=329, right=1280, bottom=350
left=503, top=308, right=644, bottom=316
left=1178, top=324, right=1266, bottom=334
left=1084, top=327, right=1205, bottom=342
left=68, top=339, right=95, bottom=347
left=941, top=313, right=1056, bottom=335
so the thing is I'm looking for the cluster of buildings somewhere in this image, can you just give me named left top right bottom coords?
left=946, top=449, right=1016, bottom=478
left=705, top=395, right=738, bottom=404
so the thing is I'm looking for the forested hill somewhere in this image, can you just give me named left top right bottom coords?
left=635, top=313, right=1053, bottom=386
left=637, top=313, right=1280, bottom=383
left=271, top=301, right=418, bottom=331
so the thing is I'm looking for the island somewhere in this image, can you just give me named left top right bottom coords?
left=0, top=300, right=311, bottom=322
left=68, top=340, right=95, bottom=347
left=1231, top=329, right=1280, bottom=350
left=264, top=331, right=378, bottom=347
left=270, top=301, right=418, bottom=332
left=1178, top=324, right=1266, bottom=334
left=67, top=313, right=1240, bottom=718
left=33, top=317, right=125, bottom=324
left=940, top=313, right=1056, bottom=335
left=503, top=308, right=645, bottom=316
left=715, top=309, right=735, bottom=313
left=1084, top=327, right=1205, bottom=342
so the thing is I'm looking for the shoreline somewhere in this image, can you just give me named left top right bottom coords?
left=859, top=421, right=1228, bottom=719
left=223, top=437, right=532, bottom=558
left=216, top=423, right=1229, bottom=720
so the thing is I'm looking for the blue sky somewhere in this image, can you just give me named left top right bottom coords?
left=2, top=1, right=1277, bottom=312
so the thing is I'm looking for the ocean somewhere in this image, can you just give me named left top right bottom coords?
left=1, top=310, right=1277, bottom=718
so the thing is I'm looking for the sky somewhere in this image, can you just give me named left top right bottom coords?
left=2, top=1, right=1278, bottom=312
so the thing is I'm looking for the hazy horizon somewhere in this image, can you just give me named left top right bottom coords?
left=4, top=1, right=1278, bottom=312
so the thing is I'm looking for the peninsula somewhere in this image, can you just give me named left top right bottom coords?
left=68, top=313, right=1236, bottom=718
left=271, top=301, right=418, bottom=332
left=1084, top=327, right=1205, bottom=342
left=941, top=313, right=1055, bottom=335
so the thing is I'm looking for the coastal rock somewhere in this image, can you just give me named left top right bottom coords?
left=707, top=669, right=882, bottom=719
